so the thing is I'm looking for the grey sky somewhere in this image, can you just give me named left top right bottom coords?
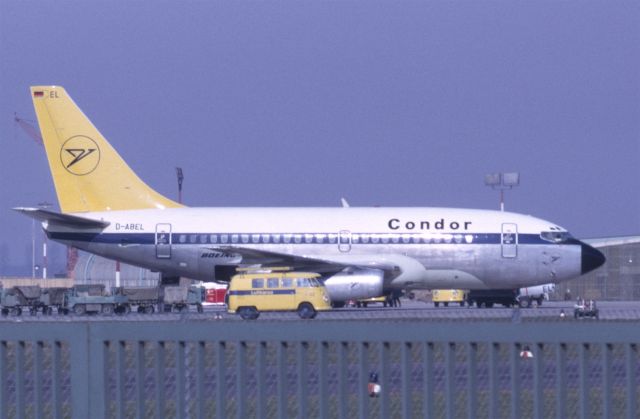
left=1, top=1, right=639, bottom=274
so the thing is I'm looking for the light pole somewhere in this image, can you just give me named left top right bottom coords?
left=484, top=172, right=520, bottom=211
left=31, top=218, right=35, bottom=278
left=38, top=202, right=52, bottom=279
left=176, top=167, right=184, bottom=204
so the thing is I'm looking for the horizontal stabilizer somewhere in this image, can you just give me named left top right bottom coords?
left=13, top=207, right=110, bottom=229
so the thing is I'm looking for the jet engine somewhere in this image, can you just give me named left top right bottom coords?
left=323, top=268, right=384, bottom=303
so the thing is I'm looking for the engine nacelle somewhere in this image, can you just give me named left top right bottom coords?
left=323, top=268, right=384, bottom=302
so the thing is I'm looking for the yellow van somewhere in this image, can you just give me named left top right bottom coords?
left=227, top=270, right=331, bottom=320
left=432, top=289, right=467, bottom=307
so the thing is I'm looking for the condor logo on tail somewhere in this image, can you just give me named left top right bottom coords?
left=60, top=136, right=101, bottom=175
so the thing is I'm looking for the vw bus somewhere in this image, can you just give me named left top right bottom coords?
left=227, top=269, right=331, bottom=320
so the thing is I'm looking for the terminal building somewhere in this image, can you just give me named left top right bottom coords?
left=554, top=241, right=640, bottom=301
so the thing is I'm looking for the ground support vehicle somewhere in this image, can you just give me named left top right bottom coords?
left=516, top=283, right=555, bottom=308
left=0, top=287, right=29, bottom=316
left=356, top=295, right=389, bottom=308
left=163, top=286, right=205, bottom=313
left=1, top=286, right=68, bottom=316
left=115, top=287, right=160, bottom=314
left=0, top=286, right=53, bottom=316
left=66, top=285, right=128, bottom=315
left=432, top=289, right=466, bottom=307
left=466, top=289, right=518, bottom=308
left=203, top=282, right=228, bottom=305
left=227, top=269, right=331, bottom=320
left=39, top=288, right=69, bottom=315
left=574, top=300, right=599, bottom=319
left=466, top=283, right=555, bottom=308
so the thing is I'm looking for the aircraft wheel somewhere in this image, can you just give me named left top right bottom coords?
left=144, top=305, right=155, bottom=314
left=102, top=304, right=114, bottom=315
left=74, top=304, right=86, bottom=315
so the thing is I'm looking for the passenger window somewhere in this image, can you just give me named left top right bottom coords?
left=296, top=278, right=311, bottom=287
left=252, top=234, right=260, bottom=243
left=360, top=234, right=370, bottom=244
left=304, top=234, right=313, bottom=244
left=220, top=234, right=228, bottom=244
left=352, top=234, right=360, bottom=244
left=282, top=278, right=293, bottom=288
left=272, top=234, right=281, bottom=243
left=267, top=278, right=279, bottom=288
left=179, top=235, right=186, bottom=244
left=252, top=278, right=264, bottom=289
left=200, top=235, right=207, bottom=244
left=210, top=234, right=218, bottom=243
left=294, top=234, right=302, bottom=244
left=327, top=234, right=337, bottom=244
left=190, top=235, right=197, bottom=243
left=261, top=234, right=270, bottom=243
left=241, top=234, right=249, bottom=244
left=231, top=234, right=239, bottom=243
left=283, top=234, right=292, bottom=244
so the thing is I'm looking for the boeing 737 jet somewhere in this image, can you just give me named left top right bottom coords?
left=15, top=86, right=605, bottom=303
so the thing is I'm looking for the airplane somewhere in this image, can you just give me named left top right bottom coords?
left=15, top=86, right=606, bottom=304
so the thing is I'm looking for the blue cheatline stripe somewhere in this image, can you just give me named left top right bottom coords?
left=47, top=231, right=567, bottom=246
left=228, top=289, right=296, bottom=296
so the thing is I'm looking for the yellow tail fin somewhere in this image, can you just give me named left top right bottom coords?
left=30, top=86, right=183, bottom=213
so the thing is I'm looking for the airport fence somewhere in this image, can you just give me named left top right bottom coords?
left=0, top=319, right=638, bottom=419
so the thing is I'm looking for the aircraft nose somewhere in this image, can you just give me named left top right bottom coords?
left=581, top=243, right=606, bottom=274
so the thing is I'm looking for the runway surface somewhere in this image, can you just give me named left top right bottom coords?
left=1, top=299, right=639, bottom=322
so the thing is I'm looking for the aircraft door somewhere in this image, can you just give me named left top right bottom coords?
left=155, top=223, right=172, bottom=259
left=339, top=230, right=351, bottom=253
left=501, top=223, right=518, bottom=258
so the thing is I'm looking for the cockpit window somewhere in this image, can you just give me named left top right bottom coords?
left=540, top=231, right=572, bottom=243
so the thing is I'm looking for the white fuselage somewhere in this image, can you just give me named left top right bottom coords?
left=44, top=206, right=603, bottom=293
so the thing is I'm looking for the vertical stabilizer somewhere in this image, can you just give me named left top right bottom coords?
left=30, top=86, right=182, bottom=213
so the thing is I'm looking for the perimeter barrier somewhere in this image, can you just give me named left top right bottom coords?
left=0, top=319, right=638, bottom=419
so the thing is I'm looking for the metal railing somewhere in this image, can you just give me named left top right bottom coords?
left=0, top=320, right=638, bottom=419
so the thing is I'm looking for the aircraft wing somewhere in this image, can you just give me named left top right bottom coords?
left=13, top=207, right=110, bottom=229
left=209, top=246, right=478, bottom=288
left=581, top=235, right=640, bottom=248
left=209, top=245, right=405, bottom=282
